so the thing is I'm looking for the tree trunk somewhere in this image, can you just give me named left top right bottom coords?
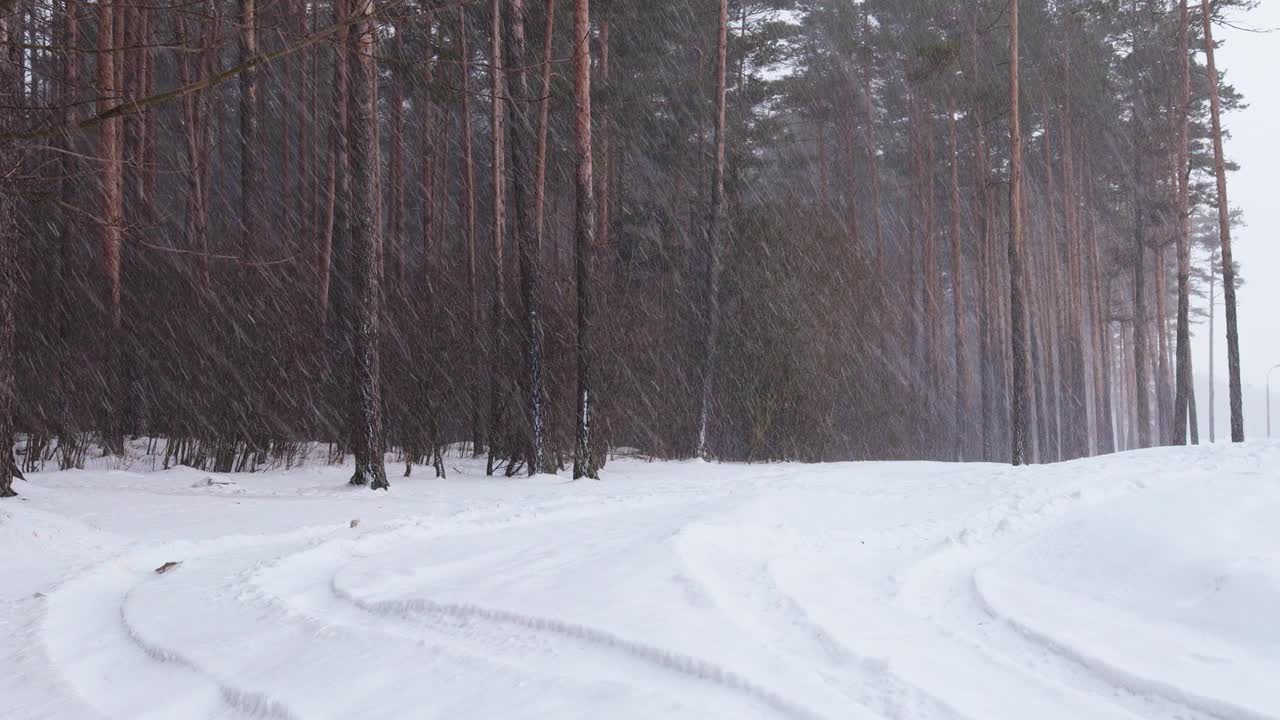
left=347, top=0, right=388, bottom=490
left=1028, top=187, right=1053, bottom=463
left=948, top=99, right=967, bottom=461
left=304, top=1, right=317, bottom=295
left=534, top=0, right=556, bottom=253
left=1173, top=0, right=1193, bottom=446
left=596, top=17, right=611, bottom=254
left=1007, top=0, right=1031, bottom=466
left=1208, top=248, right=1216, bottom=442
left=97, top=0, right=125, bottom=455
left=239, top=0, right=259, bottom=256
left=696, top=0, right=729, bottom=461
left=1086, top=159, right=1115, bottom=454
left=486, top=0, right=509, bottom=476
left=238, top=0, right=262, bottom=455
left=1058, top=93, right=1088, bottom=460
left=414, top=6, right=442, bottom=477
left=1038, top=97, right=1061, bottom=462
left=1133, top=204, right=1150, bottom=448
left=572, top=0, right=598, bottom=479
left=907, top=91, right=922, bottom=380
left=122, top=1, right=149, bottom=438
left=1187, top=353, right=1200, bottom=444
left=54, top=0, right=81, bottom=461
left=923, top=106, right=942, bottom=393
left=458, top=10, right=483, bottom=455
left=1118, top=326, right=1132, bottom=450
left=419, top=9, right=437, bottom=271
left=179, top=5, right=213, bottom=293
left=861, top=12, right=883, bottom=283
left=504, top=0, right=550, bottom=475
left=969, top=15, right=996, bottom=462
left=1130, top=5, right=1151, bottom=449
left=842, top=85, right=861, bottom=252
left=1201, top=0, right=1244, bottom=443
left=0, top=9, right=17, bottom=496
left=389, top=19, right=406, bottom=290
left=817, top=121, right=830, bottom=213
left=326, top=0, right=353, bottom=452
left=1154, top=234, right=1172, bottom=444
left=320, top=0, right=344, bottom=324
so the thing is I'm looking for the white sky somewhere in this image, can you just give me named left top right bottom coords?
left=1192, top=2, right=1280, bottom=433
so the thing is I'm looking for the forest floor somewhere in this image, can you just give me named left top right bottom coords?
left=1, top=442, right=1278, bottom=720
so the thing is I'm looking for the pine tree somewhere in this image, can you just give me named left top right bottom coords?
left=0, top=2, right=17, bottom=497
left=696, top=0, right=730, bottom=461
left=1008, top=0, right=1032, bottom=466
left=1201, top=0, right=1244, bottom=443
left=486, top=0, right=509, bottom=476
left=572, top=0, right=597, bottom=479
left=505, top=0, right=551, bottom=475
left=347, top=0, right=388, bottom=490
left=1172, top=0, right=1193, bottom=445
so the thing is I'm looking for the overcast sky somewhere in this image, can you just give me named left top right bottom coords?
left=1192, top=2, right=1279, bottom=433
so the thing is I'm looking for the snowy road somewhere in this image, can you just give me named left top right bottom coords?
left=2, top=444, right=1278, bottom=719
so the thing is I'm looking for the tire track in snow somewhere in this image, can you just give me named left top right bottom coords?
left=890, top=469, right=1222, bottom=720
left=672, top=486, right=1175, bottom=720
left=43, top=557, right=274, bottom=720
left=118, top=584, right=300, bottom=720
left=760, top=569, right=972, bottom=720
left=246, top=495, right=829, bottom=720
left=971, top=569, right=1274, bottom=720
left=40, top=527, right=337, bottom=720
left=671, top=518, right=967, bottom=720
left=330, top=578, right=827, bottom=720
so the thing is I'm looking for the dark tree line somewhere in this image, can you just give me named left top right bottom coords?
left=0, top=0, right=1255, bottom=494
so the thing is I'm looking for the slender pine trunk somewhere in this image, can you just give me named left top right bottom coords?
left=948, top=99, right=967, bottom=461
left=1008, top=0, right=1032, bottom=466
left=1201, top=0, right=1244, bottom=442
left=696, top=0, right=729, bottom=461
left=347, top=0, right=388, bottom=490
left=486, top=0, right=509, bottom=475
left=572, top=0, right=598, bottom=479
left=504, top=0, right=550, bottom=475
left=457, top=12, right=484, bottom=455
left=1173, top=0, right=1195, bottom=444
left=0, top=8, right=17, bottom=496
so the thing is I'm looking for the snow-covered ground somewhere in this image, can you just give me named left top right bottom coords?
left=2, top=444, right=1278, bottom=720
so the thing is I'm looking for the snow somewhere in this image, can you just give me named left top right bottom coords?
left=2, top=444, right=1279, bottom=719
